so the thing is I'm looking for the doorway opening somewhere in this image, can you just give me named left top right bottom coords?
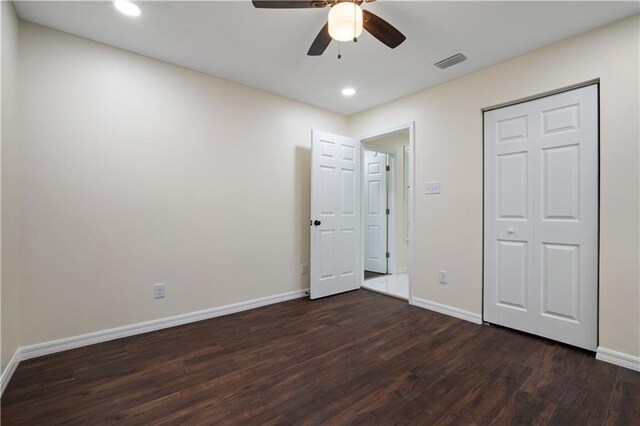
left=308, top=123, right=413, bottom=302
left=360, top=127, right=412, bottom=301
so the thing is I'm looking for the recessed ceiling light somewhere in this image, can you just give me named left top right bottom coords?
left=114, top=1, right=141, bottom=17
left=342, top=88, right=356, bottom=96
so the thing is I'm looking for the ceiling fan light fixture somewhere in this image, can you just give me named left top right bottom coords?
left=328, top=2, right=363, bottom=42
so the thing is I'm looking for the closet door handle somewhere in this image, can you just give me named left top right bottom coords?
left=314, top=220, right=322, bottom=226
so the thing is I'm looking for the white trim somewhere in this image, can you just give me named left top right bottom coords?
left=359, top=123, right=415, bottom=143
left=1, top=348, right=21, bottom=396
left=483, top=78, right=600, bottom=112
left=20, top=288, right=307, bottom=361
left=407, top=123, right=414, bottom=305
left=411, top=297, right=483, bottom=325
left=403, top=145, right=410, bottom=242
left=394, top=266, right=408, bottom=274
left=2, top=288, right=307, bottom=394
left=2, top=289, right=308, bottom=395
left=596, top=347, right=640, bottom=372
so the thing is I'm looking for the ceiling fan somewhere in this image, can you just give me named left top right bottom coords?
left=252, top=0, right=406, bottom=56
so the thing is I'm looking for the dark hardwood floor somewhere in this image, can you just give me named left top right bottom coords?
left=2, top=290, right=639, bottom=425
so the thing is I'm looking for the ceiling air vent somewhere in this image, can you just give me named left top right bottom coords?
left=434, top=52, right=468, bottom=70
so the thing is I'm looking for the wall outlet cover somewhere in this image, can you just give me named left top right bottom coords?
left=439, top=270, right=448, bottom=284
left=425, top=181, right=441, bottom=194
left=154, top=283, right=165, bottom=299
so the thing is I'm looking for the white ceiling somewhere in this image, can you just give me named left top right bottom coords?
left=14, top=1, right=639, bottom=115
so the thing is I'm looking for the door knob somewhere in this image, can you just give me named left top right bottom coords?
left=508, top=227, right=515, bottom=234
left=314, top=220, right=321, bottom=226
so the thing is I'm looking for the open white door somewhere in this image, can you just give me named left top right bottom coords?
left=364, top=151, right=388, bottom=273
left=484, top=85, right=598, bottom=350
left=310, top=130, right=361, bottom=299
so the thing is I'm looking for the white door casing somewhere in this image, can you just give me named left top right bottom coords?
left=364, top=151, right=388, bottom=273
left=310, top=130, right=361, bottom=299
left=484, top=85, right=598, bottom=350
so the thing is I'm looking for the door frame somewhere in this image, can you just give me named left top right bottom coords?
left=359, top=122, right=415, bottom=304
left=480, top=80, right=600, bottom=346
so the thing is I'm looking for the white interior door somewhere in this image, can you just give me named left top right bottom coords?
left=310, top=130, right=361, bottom=299
left=364, top=151, right=388, bottom=273
left=484, top=85, right=598, bottom=350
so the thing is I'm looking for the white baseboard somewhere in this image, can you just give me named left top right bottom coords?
left=21, top=288, right=308, bottom=361
left=1, top=288, right=308, bottom=395
left=1, top=348, right=22, bottom=396
left=596, top=347, right=640, bottom=371
left=411, top=297, right=482, bottom=325
left=394, top=267, right=408, bottom=274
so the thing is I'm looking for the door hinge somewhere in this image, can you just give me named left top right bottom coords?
left=386, top=208, right=390, bottom=215
left=386, top=165, right=390, bottom=171
left=386, top=252, right=390, bottom=258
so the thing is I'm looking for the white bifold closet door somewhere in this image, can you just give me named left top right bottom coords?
left=310, top=130, right=361, bottom=299
left=484, top=85, right=598, bottom=351
left=364, top=151, right=388, bottom=274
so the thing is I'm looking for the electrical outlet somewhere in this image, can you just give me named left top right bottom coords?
left=425, top=181, right=441, bottom=194
left=154, top=283, right=165, bottom=299
left=301, top=263, right=309, bottom=275
left=439, top=270, right=448, bottom=284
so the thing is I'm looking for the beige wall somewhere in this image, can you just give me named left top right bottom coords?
left=4, top=12, right=639, bottom=363
left=365, top=130, right=410, bottom=272
left=1, top=0, right=20, bottom=374
left=16, top=22, right=347, bottom=346
left=349, top=15, right=640, bottom=358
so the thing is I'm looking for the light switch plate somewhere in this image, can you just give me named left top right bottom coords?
left=425, top=181, right=441, bottom=194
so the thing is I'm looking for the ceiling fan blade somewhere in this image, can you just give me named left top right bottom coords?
left=363, top=10, right=406, bottom=49
left=252, top=1, right=324, bottom=8
left=307, top=22, right=331, bottom=56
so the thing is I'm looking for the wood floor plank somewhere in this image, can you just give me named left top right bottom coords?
left=490, top=390, right=557, bottom=426
left=2, top=290, right=639, bottom=425
left=147, top=305, right=431, bottom=424
left=519, top=341, right=587, bottom=403
left=603, top=368, right=640, bottom=426
left=546, top=349, right=622, bottom=426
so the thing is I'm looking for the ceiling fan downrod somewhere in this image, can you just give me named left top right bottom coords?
left=353, top=0, right=358, bottom=42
